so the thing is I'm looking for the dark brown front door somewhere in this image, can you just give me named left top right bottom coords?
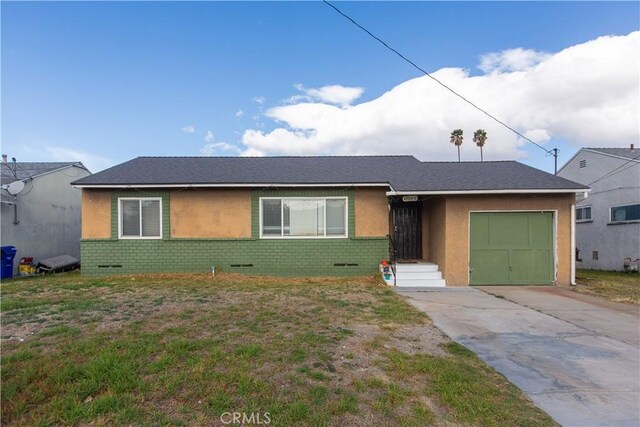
left=392, top=203, right=422, bottom=260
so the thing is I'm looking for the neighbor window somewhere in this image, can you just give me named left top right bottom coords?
left=610, top=204, right=640, bottom=223
left=119, top=198, right=162, bottom=238
left=576, top=206, right=592, bottom=222
left=260, top=197, right=347, bottom=238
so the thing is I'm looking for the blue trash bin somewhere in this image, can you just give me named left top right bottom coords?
left=1, top=246, right=18, bottom=280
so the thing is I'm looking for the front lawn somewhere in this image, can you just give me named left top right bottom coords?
left=575, top=269, right=640, bottom=304
left=1, top=272, right=554, bottom=426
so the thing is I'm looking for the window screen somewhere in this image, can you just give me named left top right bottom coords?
left=326, top=199, right=346, bottom=235
left=611, top=204, right=640, bottom=222
left=120, top=198, right=161, bottom=238
left=121, top=200, right=141, bottom=236
left=141, top=200, right=161, bottom=237
left=576, top=206, right=591, bottom=221
left=261, top=197, right=347, bottom=238
left=262, top=199, right=282, bottom=236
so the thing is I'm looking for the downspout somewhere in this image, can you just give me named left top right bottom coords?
left=570, top=202, right=576, bottom=285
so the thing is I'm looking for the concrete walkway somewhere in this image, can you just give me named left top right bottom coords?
left=398, top=287, right=640, bottom=427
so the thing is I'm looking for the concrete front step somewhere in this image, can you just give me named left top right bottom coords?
left=394, top=278, right=447, bottom=287
left=383, top=262, right=446, bottom=287
left=395, top=271, right=442, bottom=280
left=395, top=262, right=439, bottom=272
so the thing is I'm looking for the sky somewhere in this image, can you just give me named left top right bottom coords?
left=2, top=1, right=639, bottom=173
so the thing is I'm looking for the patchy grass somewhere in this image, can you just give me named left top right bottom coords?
left=1, top=272, right=555, bottom=426
left=575, top=269, right=640, bottom=304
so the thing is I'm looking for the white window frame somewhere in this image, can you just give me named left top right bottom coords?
left=575, top=205, right=592, bottom=223
left=259, top=196, right=349, bottom=239
left=117, top=197, right=163, bottom=239
left=609, top=203, right=640, bottom=224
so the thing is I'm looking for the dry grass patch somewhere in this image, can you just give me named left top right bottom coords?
left=574, top=269, right=640, bottom=304
left=1, top=272, right=554, bottom=426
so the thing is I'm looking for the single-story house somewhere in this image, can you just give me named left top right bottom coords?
left=72, top=156, right=588, bottom=286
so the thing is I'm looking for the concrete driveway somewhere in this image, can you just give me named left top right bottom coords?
left=399, top=286, right=640, bottom=427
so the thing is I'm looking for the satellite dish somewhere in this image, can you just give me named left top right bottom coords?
left=6, top=180, right=25, bottom=196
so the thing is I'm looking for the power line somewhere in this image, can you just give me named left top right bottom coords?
left=587, top=153, right=640, bottom=186
left=1, top=160, right=34, bottom=181
left=322, top=0, right=555, bottom=156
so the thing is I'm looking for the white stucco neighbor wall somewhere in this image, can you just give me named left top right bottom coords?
left=0, top=165, right=91, bottom=274
left=558, top=149, right=640, bottom=271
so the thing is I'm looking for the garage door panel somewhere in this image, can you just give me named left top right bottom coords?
left=470, top=212, right=554, bottom=286
left=530, top=214, right=552, bottom=248
left=470, top=250, right=510, bottom=284
left=489, top=214, right=529, bottom=248
left=470, top=214, right=490, bottom=248
left=511, top=249, right=553, bottom=284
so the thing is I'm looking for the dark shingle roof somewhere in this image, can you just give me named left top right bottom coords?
left=586, top=148, right=640, bottom=161
left=72, top=156, right=587, bottom=192
left=392, top=161, right=588, bottom=192
left=72, top=156, right=421, bottom=186
left=1, top=162, right=86, bottom=185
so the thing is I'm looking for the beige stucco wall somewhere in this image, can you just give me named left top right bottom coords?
left=355, top=188, right=389, bottom=237
left=82, top=187, right=388, bottom=240
left=440, top=194, right=575, bottom=286
left=421, top=200, right=430, bottom=260
left=426, top=198, right=447, bottom=276
left=170, top=189, right=252, bottom=238
left=81, top=190, right=112, bottom=239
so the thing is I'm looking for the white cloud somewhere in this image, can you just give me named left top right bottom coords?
left=235, top=110, right=244, bottom=118
left=253, top=96, right=266, bottom=105
left=200, top=142, right=240, bottom=156
left=199, top=130, right=239, bottom=155
left=241, top=147, right=265, bottom=157
left=181, top=125, right=195, bottom=133
left=204, top=130, right=214, bottom=143
left=523, top=129, right=552, bottom=144
left=287, top=83, right=364, bottom=107
left=478, top=48, right=552, bottom=73
left=23, top=145, right=114, bottom=173
left=241, top=32, right=640, bottom=160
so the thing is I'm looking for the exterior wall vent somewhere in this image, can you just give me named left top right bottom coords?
left=579, top=160, right=587, bottom=168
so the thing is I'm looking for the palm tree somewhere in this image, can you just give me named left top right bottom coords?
left=473, top=129, right=488, bottom=162
left=450, top=129, right=464, bottom=162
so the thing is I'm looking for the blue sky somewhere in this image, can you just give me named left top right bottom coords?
left=2, top=2, right=639, bottom=173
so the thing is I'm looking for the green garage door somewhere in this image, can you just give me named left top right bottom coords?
left=470, top=212, right=554, bottom=285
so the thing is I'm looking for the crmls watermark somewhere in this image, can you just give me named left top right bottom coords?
left=220, top=412, right=271, bottom=425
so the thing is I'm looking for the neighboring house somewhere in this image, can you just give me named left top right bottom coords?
left=1, top=158, right=91, bottom=274
left=73, top=156, right=587, bottom=286
left=558, top=146, right=640, bottom=271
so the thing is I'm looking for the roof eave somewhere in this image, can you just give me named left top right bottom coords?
left=73, top=182, right=394, bottom=189
left=386, top=188, right=590, bottom=196
left=29, top=163, right=90, bottom=181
